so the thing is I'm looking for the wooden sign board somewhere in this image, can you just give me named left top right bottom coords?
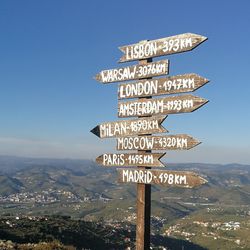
left=90, top=116, right=167, bottom=138
left=95, top=60, right=169, bottom=84
left=118, top=73, right=209, bottom=99
left=119, top=33, right=207, bottom=63
left=117, top=168, right=207, bottom=188
left=96, top=153, right=165, bottom=167
left=118, top=94, right=208, bottom=118
left=117, top=134, right=200, bottom=151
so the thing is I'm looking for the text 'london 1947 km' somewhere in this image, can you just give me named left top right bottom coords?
left=118, top=73, right=209, bottom=99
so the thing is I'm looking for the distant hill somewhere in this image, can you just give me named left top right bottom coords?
left=0, top=155, right=94, bottom=174
left=0, top=175, right=23, bottom=196
left=0, top=155, right=249, bottom=221
left=0, top=155, right=249, bottom=249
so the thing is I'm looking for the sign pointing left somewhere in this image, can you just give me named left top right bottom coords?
left=96, top=153, right=166, bottom=167
left=90, top=116, right=167, bottom=138
left=95, top=60, right=169, bottom=84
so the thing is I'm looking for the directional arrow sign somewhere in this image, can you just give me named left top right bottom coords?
left=119, top=33, right=207, bottom=63
left=95, top=60, right=169, bottom=84
left=90, top=116, right=167, bottom=138
left=118, top=73, right=209, bottom=99
left=116, top=134, right=200, bottom=151
left=117, top=169, right=207, bottom=188
left=96, top=153, right=165, bottom=167
left=118, top=94, right=208, bottom=118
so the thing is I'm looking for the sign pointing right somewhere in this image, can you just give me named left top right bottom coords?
left=117, top=134, right=200, bottom=151
left=119, top=33, right=207, bottom=63
left=118, top=73, right=209, bottom=99
left=118, top=94, right=208, bottom=118
left=117, top=168, right=207, bottom=188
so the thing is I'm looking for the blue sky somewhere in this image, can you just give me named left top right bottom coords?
left=0, top=0, right=249, bottom=164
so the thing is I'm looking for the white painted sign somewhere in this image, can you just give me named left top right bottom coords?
left=96, top=153, right=165, bottom=167
left=118, top=94, right=208, bottom=118
left=117, top=169, right=207, bottom=187
left=95, top=60, right=169, bottom=84
left=116, top=134, right=200, bottom=151
left=90, top=116, right=167, bottom=138
left=119, top=33, right=207, bottom=62
left=118, top=73, right=209, bottom=99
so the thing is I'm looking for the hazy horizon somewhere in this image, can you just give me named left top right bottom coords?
left=0, top=151, right=249, bottom=166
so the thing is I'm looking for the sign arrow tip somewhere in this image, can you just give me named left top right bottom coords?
left=94, top=74, right=101, bottom=82
left=201, top=35, right=208, bottom=42
left=90, top=126, right=100, bottom=138
left=158, top=153, right=166, bottom=167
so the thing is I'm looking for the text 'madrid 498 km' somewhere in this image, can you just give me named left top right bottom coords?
left=119, top=33, right=207, bottom=63
left=117, top=169, right=207, bottom=187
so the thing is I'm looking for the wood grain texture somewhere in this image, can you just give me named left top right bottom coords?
left=117, top=169, right=207, bottom=188
left=136, top=182, right=150, bottom=250
left=116, top=134, right=200, bottom=151
left=90, top=115, right=167, bottom=138
left=118, top=73, right=209, bottom=99
left=118, top=94, right=208, bottom=118
left=136, top=58, right=152, bottom=250
left=96, top=152, right=165, bottom=167
left=119, top=33, right=207, bottom=62
left=94, top=60, right=169, bottom=84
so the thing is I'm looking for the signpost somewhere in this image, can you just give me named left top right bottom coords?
left=118, top=168, right=207, bottom=187
left=118, top=94, right=208, bottom=118
left=96, top=153, right=165, bottom=167
left=90, top=116, right=167, bottom=138
left=91, top=32, right=209, bottom=250
left=118, top=73, right=209, bottom=99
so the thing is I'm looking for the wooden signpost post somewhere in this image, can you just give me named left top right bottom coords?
left=91, top=32, right=209, bottom=250
left=136, top=57, right=153, bottom=250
